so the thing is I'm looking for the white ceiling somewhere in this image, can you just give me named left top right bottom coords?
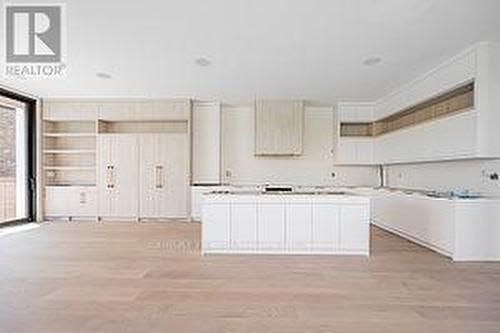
left=1, top=0, right=500, bottom=103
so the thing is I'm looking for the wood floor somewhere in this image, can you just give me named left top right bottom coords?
left=1, top=222, right=500, bottom=333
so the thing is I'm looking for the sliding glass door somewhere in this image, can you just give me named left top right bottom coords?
left=0, top=90, right=36, bottom=224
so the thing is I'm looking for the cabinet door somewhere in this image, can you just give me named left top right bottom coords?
left=340, top=206, right=369, bottom=253
left=44, top=102, right=97, bottom=121
left=97, top=135, right=113, bottom=217
left=158, top=133, right=189, bottom=218
left=45, top=187, right=75, bottom=216
left=76, top=187, right=97, bottom=217
left=231, top=203, right=258, bottom=250
left=286, top=203, right=312, bottom=251
left=139, top=134, right=157, bottom=217
left=98, top=135, right=138, bottom=218
left=192, top=102, right=221, bottom=184
left=202, top=204, right=231, bottom=251
left=258, top=203, right=286, bottom=251
left=112, top=135, right=139, bottom=217
left=99, top=103, right=138, bottom=121
left=312, top=204, right=340, bottom=251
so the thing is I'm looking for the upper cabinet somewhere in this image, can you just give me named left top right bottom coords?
left=43, top=101, right=98, bottom=121
left=334, top=42, right=500, bottom=165
left=254, top=100, right=304, bottom=156
left=192, top=101, right=221, bottom=184
left=98, top=99, right=191, bottom=121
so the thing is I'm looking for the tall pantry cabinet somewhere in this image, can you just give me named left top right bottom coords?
left=139, top=134, right=189, bottom=218
left=97, top=134, right=139, bottom=218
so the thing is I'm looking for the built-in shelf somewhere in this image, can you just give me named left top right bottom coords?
left=43, top=133, right=96, bottom=138
left=43, top=149, right=96, bottom=154
left=43, top=118, right=97, bottom=189
left=340, top=82, right=474, bottom=137
left=97, top=119, right=188, bottom=134
left=45, top=184, right=96, bottom=188
left=44, top=166, right=95, bottom=171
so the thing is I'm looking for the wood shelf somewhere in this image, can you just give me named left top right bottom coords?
left=43, top=149, right=96, bottom=154
left=340, top=82, right=474, bottom=137
left=44, top=133, right=96, bottom=138
left=44, top=166, right=95, bottom=171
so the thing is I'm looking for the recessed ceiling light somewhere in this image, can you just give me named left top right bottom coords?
left=363, top=57, right=382, bottom=66
left=96, top=72, right=112, bottom=79
left=195, top=57, right=211, bottom=67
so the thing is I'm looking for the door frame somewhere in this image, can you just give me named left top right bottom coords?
left=0, top=87, right=37, bottom=226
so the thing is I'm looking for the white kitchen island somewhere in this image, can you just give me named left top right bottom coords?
left=201, top=191, right=370, bottom=255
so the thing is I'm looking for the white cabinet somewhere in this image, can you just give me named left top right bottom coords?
left=312, top=204, right=340, bottom=251
left=139, top=133, right=189, bottom=218
left=335, top=42, right=500, bottom=164
left=191, top=186, right=221, bottom=220
left=202, top=194, right=370, bottom=255
left=192, top=102, right=221, bottom=184
left=202, top=202, right=231, bottom=251
left=231, top=202, right=258, bottom=250
left=334, top=103, right=375, bottom=165
left=370, top=189, right=500, bottom=261
left=255, top=100, right=304, bottom=156
left=335, top=138, right=374, bottom=165
left=98, top=134, right=139, bottom=218
left=257, top=199, right=286, bottom=251
left=98, top=100, right=190, bottom=121
left=44, top=102, right=98, bottom=121
left=337, top=103, right=375, bottom=122
left=340, top=206, right=370, bottom=253
left=45, top=186, right=96, bottom=217
left=286, top=200, right=312, bottom=251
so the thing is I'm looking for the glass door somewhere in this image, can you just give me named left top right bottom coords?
left=0, top=90, right=35, bottom=224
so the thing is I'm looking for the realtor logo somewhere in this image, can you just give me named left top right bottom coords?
left=4, top=4, right=65, bottom=78
left=6, top=6, right=62, bottom=63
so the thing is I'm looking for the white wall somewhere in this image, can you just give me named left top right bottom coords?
left=385, top=159, right=500, bottom=196
left=221, top=105, right=379, bottom=186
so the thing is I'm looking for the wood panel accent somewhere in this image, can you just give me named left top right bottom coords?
left=1, top=222, right=500, bottom=332
left=255, top=100, right=304, bottom=156
left=340, top=82, right=474, bottom=137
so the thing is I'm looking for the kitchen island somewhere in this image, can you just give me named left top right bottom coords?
left=201, top=190, right=370, bottom=255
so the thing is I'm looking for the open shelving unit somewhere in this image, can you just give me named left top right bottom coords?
left=43, top=119, right=97, bottom=187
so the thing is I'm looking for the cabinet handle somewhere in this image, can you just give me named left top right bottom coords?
left=106, top=165, right=115, bottom=189
left=79, top=191, right=86, bottom=204
left=155, top=165, right=164, bottom=189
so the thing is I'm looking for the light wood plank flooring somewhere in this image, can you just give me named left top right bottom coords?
left=1, top=222, right=499, bottom=333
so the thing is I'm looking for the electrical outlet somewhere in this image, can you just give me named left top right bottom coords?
left=331, top=172, right=336, bottom=179
left=225, top=169, right=232, bottom=178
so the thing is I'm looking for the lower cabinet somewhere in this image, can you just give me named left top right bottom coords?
left=340, top=206, right=370, bottom=253
left=286, top=202, right=312, bottom=251
left=202, top=203, right=231, bottom=251
left=202, top=195, right=370, bottom=255
left=312, top=205, right=341, bottom=251
left=257, top=202, right=286, bottom=251
left=231, top=203, right=258, bottom=250
left=45, top=186, right=97, bottom=218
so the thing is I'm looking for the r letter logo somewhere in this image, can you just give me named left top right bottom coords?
left=4, top=5, right=65, bottom=78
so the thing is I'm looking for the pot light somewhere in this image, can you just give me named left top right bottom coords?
left=96, top=72, right=112, bottom=79
left=195, top=57, right=211, bottom=67
left=363, top=57, right=382, bottom=66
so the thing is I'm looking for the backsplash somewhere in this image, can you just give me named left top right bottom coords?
left=385, top=159, right=500, bottom=197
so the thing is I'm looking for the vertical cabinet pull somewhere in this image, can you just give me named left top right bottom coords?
left=79, top=191, right=87, bottom=204
left=106, top=165, right=115, bottom=189
left=155, top=165, right=164, bottom=189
